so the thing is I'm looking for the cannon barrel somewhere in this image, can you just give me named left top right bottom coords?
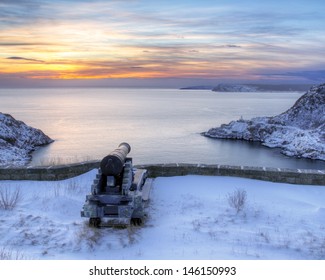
left=100, top=142, right=131, bottom=176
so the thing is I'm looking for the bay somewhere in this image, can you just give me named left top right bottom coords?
left=1, top=87, right=324, bottom=169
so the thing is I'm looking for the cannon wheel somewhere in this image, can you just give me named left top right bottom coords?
left=131, top=218, right=143, bottom=226
left=89, top=217, right=101, bottom=228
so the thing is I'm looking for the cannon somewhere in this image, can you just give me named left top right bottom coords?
left=81, top=143, right=152, bottom=227
left=100, top=142, right=131, bottom=176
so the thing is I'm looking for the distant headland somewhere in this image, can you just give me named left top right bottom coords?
left=181, top=83, right=313, bottom=92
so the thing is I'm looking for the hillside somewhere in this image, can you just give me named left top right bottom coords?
left=203, top=83, right=325, bottom=160
left=0, top=113, right=53, bottom=166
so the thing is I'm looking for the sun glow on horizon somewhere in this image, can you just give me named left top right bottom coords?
left=0, top=0, right=325, bottom=85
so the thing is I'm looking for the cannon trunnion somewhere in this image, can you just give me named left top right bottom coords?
left=81, top=143, right=151, bottom=227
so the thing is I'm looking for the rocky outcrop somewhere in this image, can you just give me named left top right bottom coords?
left=203, top=83, right=325, bottom=160
left=0, top=113, right=54, bottom=166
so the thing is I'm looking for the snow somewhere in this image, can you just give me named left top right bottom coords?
left=0, top=113, right=53, bottom=166
left=1, top=170, right=325, bottom=260
left=204, top=83, right=325, bottom=160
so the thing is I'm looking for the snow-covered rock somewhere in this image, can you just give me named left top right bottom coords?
left=0, top=113, right=53, bottom=166
left=203, top=83, right=325, bottom=160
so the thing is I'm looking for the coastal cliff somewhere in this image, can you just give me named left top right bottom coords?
left=0, top=113, right=53, bottom=166
left=203, top=83, right=325, bottom=160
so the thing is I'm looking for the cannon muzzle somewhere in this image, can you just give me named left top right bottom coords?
left=100, top=142, right=131, bottom=176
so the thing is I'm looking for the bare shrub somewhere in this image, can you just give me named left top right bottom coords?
left=302, top=231, right=325, bottom=259
left=227, top=188, right=247, bottom=214
left=0, top=186, right=22, bottom=210
left=192, top=219, right=201, bottom=231
left=257, top=229, right=271, bottom=243
left=52, top=183, right=63, bottom=197
left=74, top=223, right=102, bottom=250
left=37, top=155, right=95, bottom=167
left=0, top=247, right=26, bottom=260
left=66, top=180, right=82, bottom=194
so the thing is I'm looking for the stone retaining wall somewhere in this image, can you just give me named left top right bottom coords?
left=0, top=161, right=324, bottom=185
left=137, top=164, right=325, bottom=185
left=0, top=161, right=100, bottom=181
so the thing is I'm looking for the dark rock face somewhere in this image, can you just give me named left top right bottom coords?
left=0, top=113, right=54, bottom=166
left=203, top=83, right=325, bottom=160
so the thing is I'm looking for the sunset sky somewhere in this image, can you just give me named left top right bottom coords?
left=1, top=0, right=325, bottom=87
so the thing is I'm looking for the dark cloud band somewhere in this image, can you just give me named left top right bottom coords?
left=6, top=56, right=44, bottom=63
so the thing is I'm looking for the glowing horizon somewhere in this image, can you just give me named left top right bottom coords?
left=1, top=0, right=325, bottom=86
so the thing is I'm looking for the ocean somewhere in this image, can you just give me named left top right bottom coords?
left=1, top=87, right=324, bottom=169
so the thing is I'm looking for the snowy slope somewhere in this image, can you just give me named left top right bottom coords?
left=1, top=170, right=325, bottom=260
left=204, top=83, right=325, bottom=160
left=0, top=113, right=53, bottom=166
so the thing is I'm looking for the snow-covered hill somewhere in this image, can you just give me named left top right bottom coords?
left=0, top=113, right=53, bottom=166
left=203, top=83, right=325, bottom=160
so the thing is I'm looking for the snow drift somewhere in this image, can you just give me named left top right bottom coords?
left=0, top=112, right=53, bottom=166
left=203, top=83, right=325, bottom=160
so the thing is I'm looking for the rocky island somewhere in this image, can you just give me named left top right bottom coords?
left=0, top=113, right=53, bottom=166
left=203, top=83, right=325, bottom=160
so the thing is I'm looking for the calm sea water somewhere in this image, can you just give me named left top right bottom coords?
left=1, top=87, right=324, bottom=169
